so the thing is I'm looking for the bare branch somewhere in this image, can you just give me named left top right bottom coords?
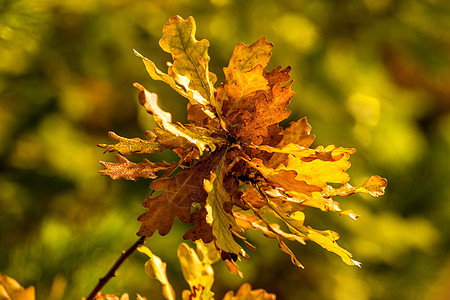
left=85, top=235, right=147, bottom=300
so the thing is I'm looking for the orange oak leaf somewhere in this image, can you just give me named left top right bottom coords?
left=137, top=151, right=223, bottom=237
left=221, top=65, right=270, bottom=121
left=263, top=66, right=292, bottom=87
left=277, top=117, right=315, bottom=148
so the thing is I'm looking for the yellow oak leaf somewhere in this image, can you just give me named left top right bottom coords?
left=177, top=243, right=215, bottom=300
left=245, top=158, right=322, bottom=196
left=227, top=37, right=273, bottom=72
left=222, top=283, right=276, bottom=300
left=0, top=273, right=35, bottom=300
left=137, top=246, right=175, bottom=300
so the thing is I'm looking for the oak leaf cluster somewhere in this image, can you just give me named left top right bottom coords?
left=99, top=15, right=387, bottom=270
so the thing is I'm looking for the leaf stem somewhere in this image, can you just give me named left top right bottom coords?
left=85, top=235, right=147, bottom=300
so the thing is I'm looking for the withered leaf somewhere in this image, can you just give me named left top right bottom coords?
left=183, top=207, right=214, bottom=244
left=321, top=175, right=388, bottom=198
left=277, top=117, right=315, bottom=148
left=99, top=155, right=174, bottom=181
left=137, top=151, right=223, bottom=237
left=264, top=66, right=292, bottom=87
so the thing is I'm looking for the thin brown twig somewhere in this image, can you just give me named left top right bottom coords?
left=85, top=235, right=147, bottom=300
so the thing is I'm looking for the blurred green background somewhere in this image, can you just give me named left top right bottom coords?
left=1, top=0, right=449, bottom=299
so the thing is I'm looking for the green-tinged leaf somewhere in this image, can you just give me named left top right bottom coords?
left=177, top=243, right=215, bottom=300
left=133, top=49, right=192, bottom=100
left=99, top=155, right=175, bottom=181
left=153, top=127, right=196, bottom=150
left=228, top=37, right=273, bottom=72
left=137, top=151, right=223, bottom=237
left=204, top=150, right=245, bottom=256
left=159, top=15, right=215, bottom=106
left=135, top=83, right=225, bottom=155
left=137, top=246, right=175, bottom=300
left=98, top=131, right=163, bottom=155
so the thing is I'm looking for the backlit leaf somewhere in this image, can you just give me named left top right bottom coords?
left=204, top=150, right=245, bottom=256
left=134, top=49, right=216, bottom=118
left=137, top=246, right=175, bottom=300
left=177, top=243, right=215, bottom=300
left=227, top=37, right=273, bottom=72
left=159, top=16, right=215, bottom=106
left=245, top=158, right=322, bottom=196
left=222, top=283, right=276, bottom=300
left=263, top=196, right=361, bottom=266
left=322, top=175, right=388, bottom=198
left=135, top=83, right=226, bottom=155
left=0, top=273, right=35, bottom=300
left=277, top=117, right=315, bottom=148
